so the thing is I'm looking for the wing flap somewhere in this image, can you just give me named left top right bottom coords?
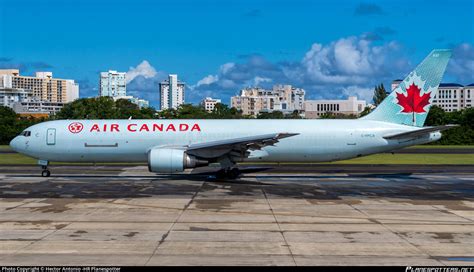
left=383, top=125, right=458, bottom=140
left=186, top=133, right=298, bottom=159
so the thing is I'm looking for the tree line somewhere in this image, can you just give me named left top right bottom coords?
left=424, top=105, right=474, bottom=145
left=0, top=94, right=473, bottom=145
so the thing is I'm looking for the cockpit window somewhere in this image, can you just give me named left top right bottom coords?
left=20, top=131, right=31, bottom=137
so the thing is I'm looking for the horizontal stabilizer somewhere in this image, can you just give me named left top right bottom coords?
left=383, top=125, right=458, bottom=140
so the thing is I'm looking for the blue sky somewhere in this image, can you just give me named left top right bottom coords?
left=1, top=0, right=473, bottom=107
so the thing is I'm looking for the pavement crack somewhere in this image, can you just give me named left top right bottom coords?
left=349, top=203, right=431, bottom=259
left=262, top=188, right=297, bottom=266
left=144, top=181, right=205, bottom=265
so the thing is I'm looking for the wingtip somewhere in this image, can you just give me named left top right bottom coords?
left=276, top=133, right=300, bottom=139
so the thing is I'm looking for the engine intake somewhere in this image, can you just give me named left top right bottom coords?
left=148, top=148, right=208, bottom=173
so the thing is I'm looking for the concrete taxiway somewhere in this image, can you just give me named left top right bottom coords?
left=0, top=165, right=473, bottom=266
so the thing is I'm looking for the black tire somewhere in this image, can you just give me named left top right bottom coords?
left=215, top=169, right=226, bottom=179
left=41, top=170, right=50, bottom=177
left=228, top=168, right=241, bottom=179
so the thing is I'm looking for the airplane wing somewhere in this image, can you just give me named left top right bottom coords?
left=185, top=133, right=299, bottom=159
left=383, top=125, right=458, bottom=140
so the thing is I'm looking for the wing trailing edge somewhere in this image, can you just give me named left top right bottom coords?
left=185, top=132, right=299, bottom=159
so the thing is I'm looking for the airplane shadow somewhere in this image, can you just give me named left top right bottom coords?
left=1, top=167, right=473, bottom=201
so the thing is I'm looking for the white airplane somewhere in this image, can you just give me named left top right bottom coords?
left=10, top=49, right=455, bottom=178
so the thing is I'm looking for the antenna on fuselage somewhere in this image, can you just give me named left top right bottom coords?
left=128, top=116, right=132, bottom=120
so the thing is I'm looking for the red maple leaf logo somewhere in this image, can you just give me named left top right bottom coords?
left=68, top=122, right=83, bottom=133
left=396, top=83, right=430, bottom=113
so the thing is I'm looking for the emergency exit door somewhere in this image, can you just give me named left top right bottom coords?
left=47, top=129, right=56, bottom=145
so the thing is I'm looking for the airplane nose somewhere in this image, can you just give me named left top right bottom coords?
left=9, top=137, right=20, bottom=152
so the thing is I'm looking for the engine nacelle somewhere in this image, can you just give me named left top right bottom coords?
left=148, top=148, right=208, bottom=173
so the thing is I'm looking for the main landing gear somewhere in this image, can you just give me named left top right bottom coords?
left=38, top=160, right=50, bottom=177
left=215, top=168, right=241, bottom=180
left=214, top=157, right=241, bottom=180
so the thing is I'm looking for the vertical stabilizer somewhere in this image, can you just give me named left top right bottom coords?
left=362, top=49, right=452, bottom=127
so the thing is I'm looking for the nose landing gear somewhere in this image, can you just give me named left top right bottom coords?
left=41, top=168, right=51, bottom=177
left=38, top=159, right=50, bottom=177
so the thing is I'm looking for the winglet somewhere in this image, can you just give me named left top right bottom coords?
left=275, top=133, right=300, bottom=139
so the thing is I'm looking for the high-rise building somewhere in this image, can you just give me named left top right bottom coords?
left=391, top=80, right=474, bottom=112
left=159, top=74, right=185, bottom=110
left=66, top=80, right=79, bottom=103
left=304, top=96, right=366, bottom=118
left=201, top=97, right=221, bottom=112
left=230, top=85, right=305, bottom=117
left=99, top=70, right=126, bottom=97
left=0, top=69, right=79, bottom=104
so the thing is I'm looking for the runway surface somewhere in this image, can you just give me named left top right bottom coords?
left=0, top=165, right=473, bottom=266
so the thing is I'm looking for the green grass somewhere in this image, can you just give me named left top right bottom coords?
left=408, top=145, right=474, bottom=149
left=328, top=153, right=474, bottom=164
left=0, top=145, right=12, bottom=152
left=0, top=153, right=37, bottom=164
left=0, top=152, right=473, bottom=165
left=0, top=153, right=143, bottom=165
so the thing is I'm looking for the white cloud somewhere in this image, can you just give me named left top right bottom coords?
left=219, top=62, right=235, bottom=74
left=341, top=86, right=374, bottom=102
left=191, top=34, right=410, bottom=103
left=301, top=36, right=405, bottom=85
left=126, top=60, right=157, bottom=83
left=220, top=79, right=237, bottom=89
left=253, top=76, right=272, bottom=86
left=196, top=74, right=219, bottom=87
left=125, top=60, right=168, bottom=107
left=447, top=43, right=474, bottom=83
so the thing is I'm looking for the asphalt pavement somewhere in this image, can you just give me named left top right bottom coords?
left=0, top=165, right=473, bottom=266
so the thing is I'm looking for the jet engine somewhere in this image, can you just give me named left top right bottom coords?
left=147, top=148, right=208, bottom=173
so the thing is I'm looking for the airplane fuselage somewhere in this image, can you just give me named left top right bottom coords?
left=10, top=119, right=441, bottom=163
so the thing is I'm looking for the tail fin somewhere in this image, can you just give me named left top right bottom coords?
left=362, top=49, right=452, bottom=127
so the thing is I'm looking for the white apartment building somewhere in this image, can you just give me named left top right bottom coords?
left=159, top=74, right=185, bottom=110
left=201, top=97, right=221, bottom=112
left=113, top=95, right=150, bottom=109
left=0, top=69, right=79, bottom=104
left=0, top=88, right=33, bottom=108
left=12, top=100, right=66, bottom=115
left=66, top=80, right=79, bottom=102
left=392, top=80, right=474, bottom=112
left=99, top=70, right=126, bottom=97
left=272, top=84, right=305, bottom=112
left=433, top=83, right=474, bottom=111
left=304, top=96, right=366, bottom=119
left=230, top=85, right=305, bottom=117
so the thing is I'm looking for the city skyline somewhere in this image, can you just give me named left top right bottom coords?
left=0, top=0, right=473, bottom=108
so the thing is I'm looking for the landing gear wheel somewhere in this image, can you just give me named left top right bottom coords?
left=215, top=168, right=241, bottom=180
left=41, top=170, right=51, bottom=177
left=228, top=168, right=241, bottom=179
left=215, top=169, right=227, bottom=179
